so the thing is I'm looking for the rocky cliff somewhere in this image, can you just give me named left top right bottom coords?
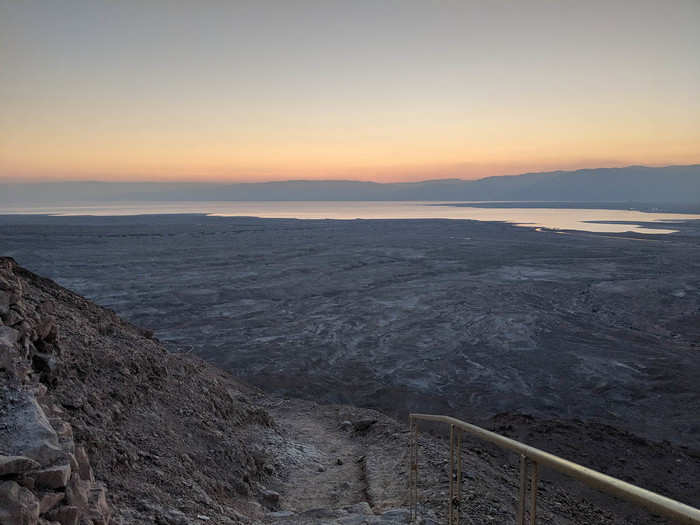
left=1, top=257, right=109, bottom=524
left=0, top=257, right=277, bottom=524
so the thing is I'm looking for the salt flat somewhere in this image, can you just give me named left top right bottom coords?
left=2, top=214, right=699, bottom=447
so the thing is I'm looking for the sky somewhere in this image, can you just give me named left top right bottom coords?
left=1, top=0, right=699, bottom=183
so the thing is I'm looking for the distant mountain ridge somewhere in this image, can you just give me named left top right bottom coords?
left=2, top=165, right=700, bottom=203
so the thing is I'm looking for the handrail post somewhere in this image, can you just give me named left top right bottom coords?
left=530, top=460, right=539, bottom=525
left=449, top=424, right=455, bottom=525
left=409, top=416, right=418, bottom=523
left=455, top=428, right=462, bottom=524
left=517, top=454, right=527, bottom=525
left=408, top=415, right=412, bottom=522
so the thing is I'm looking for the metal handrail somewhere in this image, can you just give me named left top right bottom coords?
left=409, top=413, right=700, bottom=524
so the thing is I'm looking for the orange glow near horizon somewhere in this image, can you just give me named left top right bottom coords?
left=4, top=157, right=700, bottom=184
left=1, top=2, right=699, bottom=184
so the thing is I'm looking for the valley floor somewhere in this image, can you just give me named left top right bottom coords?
left=2, top=214, right=699, bottom=449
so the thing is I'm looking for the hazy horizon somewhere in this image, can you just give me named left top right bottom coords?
left=1, top=163, right=699, bottom=186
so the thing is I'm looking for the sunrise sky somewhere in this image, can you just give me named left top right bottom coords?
left=1, top=0, right=699, bottom=183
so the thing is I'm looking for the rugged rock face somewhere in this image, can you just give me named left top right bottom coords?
left=0, top=257, right=276, bottom=524
left=1, top=258, right=109, bottom=525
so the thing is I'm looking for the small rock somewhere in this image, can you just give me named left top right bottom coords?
left=32, top=464, right=72, bottom=490
left=262, top=489, right=280, bottom=504
left=68, top=454, right=79, bottom=473
left=39, top=300, right=55, bottom=315
left=233, top=479, right=249, bottom=496
left=38, top=316, right=57, bottom=341
left=17, top=475, right=36, bottom=490
left=31, top=383, right=48, bottom=399
left=45, top=504, right=80, bottom=525
left=299, top=508, right=345, bottom=519
left=353, top=419, right=378, bottom=432
left=0, top=455, right=41, bottom=476
left=190, top=481, right=214, bottom=506
left=160, top=508, right=188, bottom=525
left=52, top=421, right=73, bottom=441
left=31, top=353, right=58, bottom=381
left=39, top=491, right=65, bottom=513
left=339, top=420, right=353, bottom=431
left=65, top=473, right=90, bottom=508
left=381, top=508, right=411, bottom=521
left=87, top=482, right=110, bottom=524
left=74, top=446, right=94, bottom=482
left=2, top=309, right=23, bottom=328
left=345, top=501, right=373, bottom=515
left=337, top=516, right=374, bottom=525
left=196, top=515, right=210, bottom=521
left=16, top=320, right=32, bottom=338
left=0, top=267, right=21, bottom=295
left=336, top=458, right=344, bottom=465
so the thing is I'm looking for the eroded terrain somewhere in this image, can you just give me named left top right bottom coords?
left=1, top=214, right=699, bottom=449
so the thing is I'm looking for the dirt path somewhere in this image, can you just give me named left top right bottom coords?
left=264, top=397, right=371, bottom=512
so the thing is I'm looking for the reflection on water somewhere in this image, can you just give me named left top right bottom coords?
left=3, top=201, right=700, bottom=234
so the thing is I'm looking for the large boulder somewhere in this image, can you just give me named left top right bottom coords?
left=0, top=391, right=64, bottom=467
left=0, top=290, right=10, bottom=316
left=0, top=325, right=19, bottom=348
left=0, top=480, right=40, bottom=525
left=0, top=455, right=40, bottom=477
left=30, top=464, right=72, bottom=490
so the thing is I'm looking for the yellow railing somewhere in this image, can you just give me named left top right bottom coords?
left=408, top=413, right=700, bottom=525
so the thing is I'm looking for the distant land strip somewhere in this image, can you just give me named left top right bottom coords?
left=2, top=165, right=700, bottom=204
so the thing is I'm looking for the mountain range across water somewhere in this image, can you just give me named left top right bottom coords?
left=3, top=165, right=700, bottom=204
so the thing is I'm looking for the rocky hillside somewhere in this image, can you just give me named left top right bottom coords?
left=1, top=256, right=698, bottom=524
left=0, top=256, right=281, bottom=524
left=0, top=257, right=420, bottom=524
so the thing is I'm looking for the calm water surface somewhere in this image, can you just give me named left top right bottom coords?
left=3, top=201, right=700, bottom=234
